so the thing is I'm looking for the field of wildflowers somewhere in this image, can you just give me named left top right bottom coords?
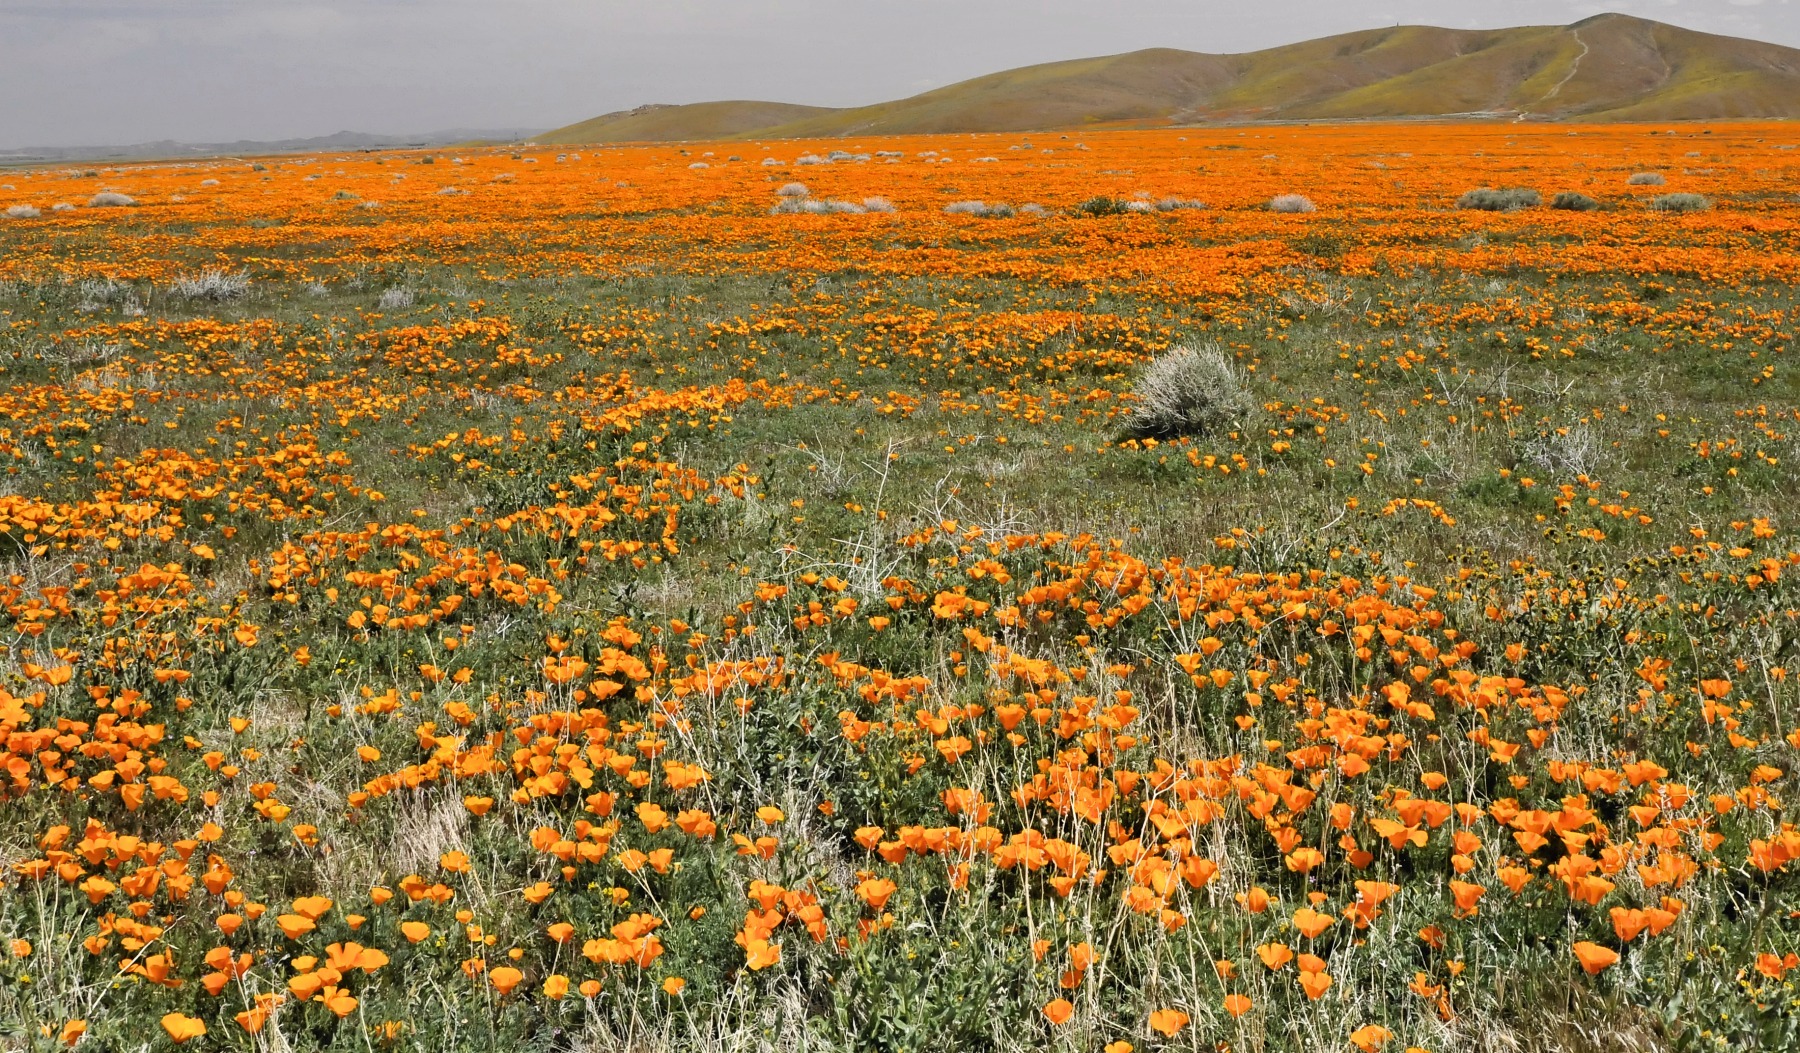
left=0, top=122, right=1798, bottom=1052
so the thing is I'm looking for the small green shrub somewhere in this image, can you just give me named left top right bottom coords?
left=1076, top=196, right=1131, bottom=216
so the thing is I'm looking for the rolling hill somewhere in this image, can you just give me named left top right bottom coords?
left=539, top=101, right=836, bottom=145
left=0, top=128, right=545, bottom=165
left=541, top=14, right=1800, bottom=143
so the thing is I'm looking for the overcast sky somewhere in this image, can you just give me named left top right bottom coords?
left=2, top=0, right=1795, bottom=149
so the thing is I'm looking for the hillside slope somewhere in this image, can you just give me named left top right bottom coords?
left=546, top=15, right=1800, bottom=143
left=542, top=101, right=837, bottom=144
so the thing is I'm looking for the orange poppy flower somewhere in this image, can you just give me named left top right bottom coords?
left=323, top=989, right=358, bottom=1017
left=1449, top=880, right=1486, bottom=916
left=276, top=914, right=316, bottom=939
left=1257, top=943, right=1294, bottom=970
left=292, top=896, right=333, bottom=920
left=161, top=1014, right=206, bottom=1044
left=1292, top=906, right=1334, bottom=939
left=1299, top=969, right=1332, bottom=1000
left=1573, top=941, right=1619, bottom=975
left=1148, top=1009, right=1189, bottom=1036
left=855, top=877, right=897, bottom=911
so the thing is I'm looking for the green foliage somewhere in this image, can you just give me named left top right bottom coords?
left=2, top=176, right=1800, bottom=1053
left=1074, top=196, right=1131, bottom=216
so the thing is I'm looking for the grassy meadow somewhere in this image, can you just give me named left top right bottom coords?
left=0, top=122, right=1798, bottom=1052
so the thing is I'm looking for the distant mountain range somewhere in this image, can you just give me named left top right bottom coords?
left=0, top=128, right=544, bottom=166
left=543, top=14, right=1800, bottom=143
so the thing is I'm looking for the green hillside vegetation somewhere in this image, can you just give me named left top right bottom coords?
left=544, top=14, right=1800, bottom=143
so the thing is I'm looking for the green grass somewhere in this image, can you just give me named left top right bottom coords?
left=1, top=229, right=1799, bottom=1052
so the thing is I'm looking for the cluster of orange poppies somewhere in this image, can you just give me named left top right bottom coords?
left=0, top=121, right=1796, bottom=1051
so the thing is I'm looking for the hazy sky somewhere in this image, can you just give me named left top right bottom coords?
left=3, top=0, right=1795, bottom=148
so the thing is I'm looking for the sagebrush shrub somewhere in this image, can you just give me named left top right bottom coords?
left=72, top=277, right=138, bottom=314
left=1268, top=194, right=1316, bottom=213
left=168, top=270, right=250, bottom=302
left=1628, top=172, right=1667, bottom=186
left=944, top=200, right=1012, bottom=217
left=4, top=205, right=40, bottom=219
left=773, top=198, right=869, bottom=215
left=1120, top=344, right=1255, bottom=440
left=1524, top=423, right=1599, bottom=478
left=76, top=277, right=133, bottom=303
left=1550, top=192, right=1601, bottom=211
left=1651, top=192, right=1711, bottom=213
left=86, top=192, right=136, bottom=208
left=1457, top=187, right=1541, bottom=211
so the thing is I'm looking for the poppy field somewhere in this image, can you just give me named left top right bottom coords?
left=1, top=122, right=1799, bottom=1052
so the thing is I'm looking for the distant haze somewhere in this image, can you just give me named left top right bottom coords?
left=3, top=0, right=1796, bottom=150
